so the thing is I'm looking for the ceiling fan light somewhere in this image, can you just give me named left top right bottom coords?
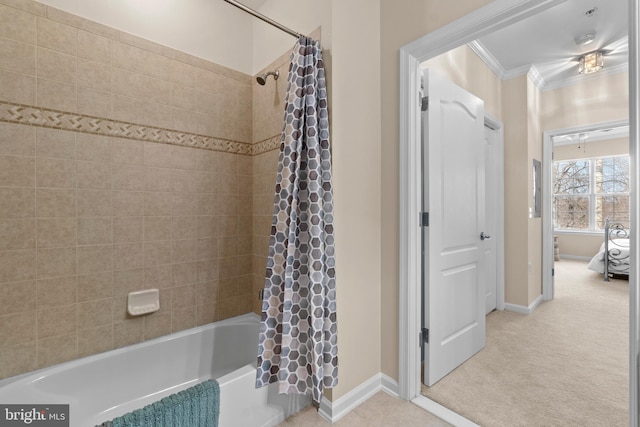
left=578, top=51, right=604, bottom=74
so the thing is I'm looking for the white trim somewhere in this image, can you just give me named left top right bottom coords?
left=628, top=2, right=639, bottom=426
left=558, top=254, right=592, bottom=261
left=411, top=395, right=480, bottom=427
left=484, top=114, right=506, bottom=312
left=318, top=373, right=400, bottom=422
left=467, top=40, right=506, bottom=78
left=504, top=295, right=544, bottom=315
left=541, top=63, right=629, bottom=92
left=399, top=0, right=566, bottom=402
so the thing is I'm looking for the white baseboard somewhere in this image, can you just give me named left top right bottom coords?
left=318, top=373, right=399, bottom=422
left=411, top=395, right=480, bottom=427
left=559, top=254, right=592, bottom=261
left=504, top=294, right=544, bottom=315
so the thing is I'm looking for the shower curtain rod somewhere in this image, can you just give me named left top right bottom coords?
left=222, top=0, right=305, bottom=39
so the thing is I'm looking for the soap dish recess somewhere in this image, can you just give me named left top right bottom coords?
left=127, top=289, right=160, bottom=316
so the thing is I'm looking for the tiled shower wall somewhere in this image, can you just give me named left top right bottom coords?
left=0, top=0, right=262, bottom=379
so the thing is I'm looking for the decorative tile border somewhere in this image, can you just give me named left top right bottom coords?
left=251, top=135, right=281, bottom=155
left=0, top=101, right=259, bottom=155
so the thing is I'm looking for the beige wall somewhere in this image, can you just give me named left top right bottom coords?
left=422, top=44, right=502, bottom=118
left=329, top=0, right=382, bottom=401
left=527, top=78, right=543, bottom=304
left=502, top=76, right=530, bottom=306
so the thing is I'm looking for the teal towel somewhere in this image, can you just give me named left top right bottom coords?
left=102, top=380, right=219, bottom=427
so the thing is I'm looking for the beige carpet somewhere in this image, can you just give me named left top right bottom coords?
left=422, top=259, right=628, bottom=427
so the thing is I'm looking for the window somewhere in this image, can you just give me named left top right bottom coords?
left=553, top=155, right=629, bottom=231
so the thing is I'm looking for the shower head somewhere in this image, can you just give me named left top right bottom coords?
left=256, top=70, right=279, bottom=85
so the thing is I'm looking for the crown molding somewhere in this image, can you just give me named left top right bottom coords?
left=467, top=40, right=506, bottom=78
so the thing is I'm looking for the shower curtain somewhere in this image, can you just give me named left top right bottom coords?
left=255, top=37, right=337, bottom=405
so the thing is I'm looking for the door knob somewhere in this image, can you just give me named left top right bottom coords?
left=480, top=232, right=491, bottom=240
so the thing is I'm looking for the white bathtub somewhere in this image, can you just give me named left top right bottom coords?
left=0, top=313, right=310, bottom=426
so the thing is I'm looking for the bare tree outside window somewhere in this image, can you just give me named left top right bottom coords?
left=553, top=156, right=630, bottom=231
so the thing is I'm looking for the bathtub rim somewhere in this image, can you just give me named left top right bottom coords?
left=0, top=312, right=261, bottom=388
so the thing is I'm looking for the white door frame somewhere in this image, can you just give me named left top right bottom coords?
left=484, top=114, right=506, bottom=313
left=541, top=119, right=629, bottom=302
left=398, top=1, right=640, bottom=426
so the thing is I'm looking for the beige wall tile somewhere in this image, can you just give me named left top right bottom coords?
left=141, top=101, right=172, bottom=129
left=0, top=311, right=36, bottom=346
left=143, top=240, right=171, bottom=266
left=111, top=67, right=170, bottom=105
left=37, top=303, right=76, bottom=338
left=144, top=192, right=172, bottom=216
left=77, top=271, right=112, bottom=302
left=0, top=218, right=35, bottom=250
left=37, top=47, right=76, bottom=84
left=217, top=297, right=238, bottom=320
left=144, top=264, right=172, bottom=289
left=144, top=312, right=171, bottom=340
left=37, top=217, right=75, bottom=248
left=37, top=333, right=77, bottom=369
left=171, top=84, right=195, bottom=110
left=143, top=216, right=171, bottom=242
left=36, top=127, right=75, bottom=159
left=0, top=155, right=34, bottom=187
left=37, top=246, right=75, bottom=278
left=0, top=250, right=36, bottom=283
left=113, top=216, right=143, bottom=243
left=172, top=306, right=196, bottom=332
left=78, top=298, right=113, bottom=329
left=113, top=318, right=143, bottom=348
left=0, top=4, right=36, bottom=44
left=76, top=161, right=110, bottom=190
left=0, top=280, right=36, bottom=315
left=171, top=107, right=198, bottom=134
left=112, top=164, right=145, bottom=191
left=0, top=37, right=35, bottom=75
left=196, top=281, right=218, bottom=306
left=78, top=87, right=111, bottom=118
left=37, top=78, right=76, bottom=112
left=78, top=30, right=110, bottom=65
left=3, top=341, right=37, bottom=378
left=196, top=304, right=216, bottom=325
left=37, top=276, right=76, bottom=308
left=172, top=262, right=197, bottom=287
left=111, top=139, right=143, bottom=165
left=196, top=238, right=218, bottom=261
left=171, top=239, right=197, bottom=264
left=77, top=217, right=112, bottom=245
left=113, top=243, right=144, bottom=271
left=197, top=216, right=218, bottom=238
left=170, top=60, right=195, bottom=87
left=1, top=187, right=35, bottom=218
left=110, top=94, right=145, bottom=124
left=195, top=90, right=218, bottom=114
left=77, top=58, right=110, bottom=92
left=171, top=216, right=198, bottom=240
left=77, top=189, right=111, bottom=217
left=218, top=277, right=238, bottom=300
left=112, top=191, right=143, bottom=216
left=144, top=167, right=173, bottom=192
left=0, top=69, right=35, bottom=104
left=78, top=325, right=112, bottom=357
left=0, top=122, right=35, bottom=157
left=37, top=17, right=76, bottom=56
left=77, top=244, right=112, bottom=274
left=143, top=142, right=172, bottom=168
left=171, top=284, right=195, bottom=308
left=195, top=68, right=219, bottom=94
left=36, top=188, right=75, bottom=217
left=219, top=236, right=238, bottom=258
left=76, top=133, right=111, bottom=162
left=196, top=260, right=218, bottom=283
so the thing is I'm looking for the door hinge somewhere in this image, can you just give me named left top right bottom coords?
left=421, top=327, right=429, bottom=344
left=420, top=96, right=429, bottom=111
left=552, top=268, right=555, bottom=277
left=420, top=212, right=429, bottom=227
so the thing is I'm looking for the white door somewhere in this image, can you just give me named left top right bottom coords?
left=484, top=125, right=498, bottom=314
left=422, top=68, right=486, bottom=387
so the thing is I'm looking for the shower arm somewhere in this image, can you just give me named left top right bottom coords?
left=222, top=0, right=306, bottom=39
